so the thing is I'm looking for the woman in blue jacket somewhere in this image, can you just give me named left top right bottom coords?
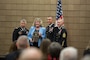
left=28, top=18, right=46, bottom=47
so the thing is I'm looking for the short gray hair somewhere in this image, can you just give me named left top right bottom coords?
left=18, top=47, right=43, bottom=60
left=60, top=47, right=78, bottom=60
left=16, top=35, right=30, bottom=49
left=20, top=19, right=27, bottom=24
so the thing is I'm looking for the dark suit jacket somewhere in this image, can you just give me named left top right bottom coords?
left=46, top=23, right=55, bottom=42
left=12, top=27, right=29, bottom=42
left=5, top=50, right=21, bottom=60
left=53, top=26, right=67, bottom=48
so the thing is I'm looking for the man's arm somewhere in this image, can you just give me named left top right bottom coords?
left=61, top=29, right=67, bottom=47
left=12, top=28, right=18, bottom=42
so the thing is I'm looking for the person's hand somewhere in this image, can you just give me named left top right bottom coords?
left=30, top=39, right=34, bottom=42
left=39, top=33, right=42, bottom=37
left=18, top=31, right=22, bottom=35
left=49, top=27, right=53, bottom=32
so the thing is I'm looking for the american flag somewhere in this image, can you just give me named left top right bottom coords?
left=56, top=0, right=63, bottom=20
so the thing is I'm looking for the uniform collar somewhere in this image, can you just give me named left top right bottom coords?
left=58, top=26, right=64, bottom=30
left=49, top=23, right=54, bottom=27
left=20, top=27, right=26, bottom=31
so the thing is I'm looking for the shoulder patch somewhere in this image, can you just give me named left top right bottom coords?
left=63, top=33, right=66, bottom=38
left=15, top=27, right=18, bottom=29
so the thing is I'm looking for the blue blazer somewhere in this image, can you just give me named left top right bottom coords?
left=28, top=26, right=46, bottom=47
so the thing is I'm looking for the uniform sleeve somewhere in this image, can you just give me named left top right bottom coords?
left=53, top=27, right=58, bottom=41
left=12, top=29, right=18, bottom=42
left=61, top=29, right=67, bottom=47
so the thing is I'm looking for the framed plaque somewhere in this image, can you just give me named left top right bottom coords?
left=32, top=32, right=39, bottom=42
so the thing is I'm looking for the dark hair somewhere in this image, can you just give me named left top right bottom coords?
left=15, top=50, right=23, bottom=60
left=9, top=41, right=17, bottom=53
left=83, top=48, right=90, bottom=56
left=48, top=42, right=62, bottom=59
left=40, top=39, right=51, bottom=60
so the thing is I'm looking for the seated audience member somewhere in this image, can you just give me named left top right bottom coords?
left=81, top=47, right=90, bottom=60
left=9, top=41, right=17, bottom=53
left=83, top=47, right=90, bottom=56
left=60, top=47, right=78, bottom=60
left=40, top=39, right=51, bottom=60
left=18, top=47, right=43, bottom=60
left=81, top=55, right=90, bottom=60
left=5, top=35, right=30, bottom=60
left=48, top=42, right=62, bottom=60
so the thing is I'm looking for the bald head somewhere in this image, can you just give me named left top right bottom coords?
left=60, top=47, right=78, bottom=60
left=18, top=48, right=43, bottom=60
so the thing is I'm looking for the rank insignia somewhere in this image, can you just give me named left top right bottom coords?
left=63, top=33, right=66, bottom=38
left=18, top=31, right=22, bottom=35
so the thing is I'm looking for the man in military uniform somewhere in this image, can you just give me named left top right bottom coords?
left=53, top=19, right=67, bottom=48
left=12, top=19, right=29, bottom=42
left=46, top=16, right=55, bottom=42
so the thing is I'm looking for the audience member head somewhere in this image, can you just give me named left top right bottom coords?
left=47, top=16, right=53, bottom=24
left=9, top=41, right=17, bottom=53
left=40, top=39, right=51, bottom=54
left=18, top=47, right=43, bottom=60
left=83, top=47, right=90, bottom=56
left=33, top=18, right=43, bottom=27
left=60, top=47, right=78, bottom=60
left=40, top=39, right=51, bottom=59
left=16, top=35, right=30, bottom=50
left=81, top=55, right=90, bottom=60
left=48, top=42, right=62, bottom=59
left=81, top=47, right=90, bottom=60
left=20, top=19, right=27, bottom=28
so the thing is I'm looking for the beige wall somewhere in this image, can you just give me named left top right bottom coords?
left=0, top=0, right=90, bottom=58
left=62, top=0, right=90, bottom=58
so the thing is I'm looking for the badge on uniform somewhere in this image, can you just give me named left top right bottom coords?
left=18, top=31, right=22, bottom=35
left=26, top=31, right=28, bottom=34
left=58, top=30, right=62, bottom=35
left=63, top=33, right=66, bottom=38
left=49, top=27, right=53, bottom=32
